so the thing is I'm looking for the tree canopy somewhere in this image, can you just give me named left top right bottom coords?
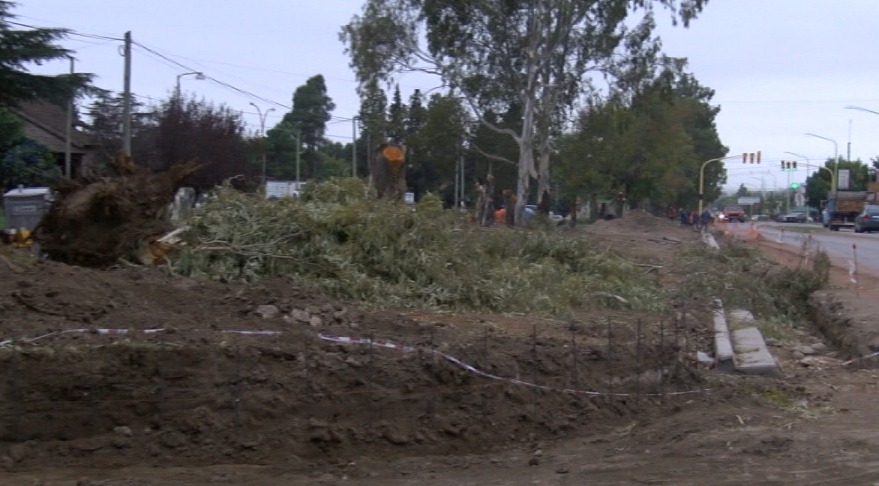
left=281, top=75, right=336, bottom=179
left=0, top=1, right=93, bottom=107
left=147, top=94, right=252, bottom=193
left=341, top=0, right=709, bottom=224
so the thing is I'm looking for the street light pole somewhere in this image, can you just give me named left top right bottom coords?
left=176, top=71, right=204, bottom=99
left=762, top=170, right=777, bottom=191
left=805, top=133, right=838, bottom=195
left=699, top=154, right=745, bottom=214
left=783, top=151, right=811, bottom=212
left=748, top=176, right=765, bottom=198
left=698, top=152, right=760, bottom=214
left=250, top=102, right=275, bottom=187
left=845, top=106, right=879, bottom=181
left=846, top=105, right=879, bottom=117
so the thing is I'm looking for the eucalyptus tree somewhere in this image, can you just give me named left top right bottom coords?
left=341, top=0, right=708, bottom=225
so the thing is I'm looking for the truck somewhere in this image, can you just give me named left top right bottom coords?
left=822, top=191, right=867, bottom=231
left=721, top=204, right=747, bottom=223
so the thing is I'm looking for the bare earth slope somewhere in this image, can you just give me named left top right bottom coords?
left=2, top=214, right=879, bottom=485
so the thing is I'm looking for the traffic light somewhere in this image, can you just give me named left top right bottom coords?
left=791, top=182, right=799, bottom=189
left=781, top=161, right=785, bottom=170
left=792, top=161, right=797, bottom=169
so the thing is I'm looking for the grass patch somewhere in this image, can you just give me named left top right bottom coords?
left=762, top=386, right=835, bottom=419
left=676, top=236, right=828, bottom=325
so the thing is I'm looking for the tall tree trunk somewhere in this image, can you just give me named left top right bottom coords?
left=536, top=148, right=551, bottom=212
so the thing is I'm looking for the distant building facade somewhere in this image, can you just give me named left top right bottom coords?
left=12, top=100, right=102, bottom=179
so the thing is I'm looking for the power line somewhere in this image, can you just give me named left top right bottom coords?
left=130, top=40, right=290, bottom=111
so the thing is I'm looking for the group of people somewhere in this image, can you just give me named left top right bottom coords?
left=670, top=207, right=713, bottom=230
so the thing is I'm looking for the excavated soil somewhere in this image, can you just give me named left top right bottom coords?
left=2, top=213, right=879, bottom=485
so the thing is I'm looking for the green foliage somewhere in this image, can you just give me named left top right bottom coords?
left=674, top=239, right=828, bottom=325
left=0, top=107, right=23, bottom=149
left=85, top=91, right=150, bottom=160
left=173, top=179, right=668, bottom=315
left=556, top=67, right=726, bottom=211
left=0, top=139, right=60, bottom=190
left=342, top=0, right=709, bottom=225
left=284, top=74, right=336, bottom=180
left=805, top=158, right=870, bottom=208
left=0, top=1, right=94, bottom=106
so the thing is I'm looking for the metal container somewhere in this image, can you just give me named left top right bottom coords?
left=3, top=186, right=51, bottom=230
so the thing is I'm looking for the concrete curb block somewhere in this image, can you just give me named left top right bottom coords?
left=713, top=304, right=781, bottom=377
left=713, top=299, right=735, bottom=372
left=732, top=327, right=782, bottom=377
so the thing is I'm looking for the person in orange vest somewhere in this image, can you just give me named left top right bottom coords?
left=494, top=207, right=505, bottom=224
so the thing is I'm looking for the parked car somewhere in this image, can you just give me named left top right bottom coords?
left=854, top=205, right=879, bottom=233
left=751, top=214, right=771, bottom=222
left=777, top=212, right=808, bottom=223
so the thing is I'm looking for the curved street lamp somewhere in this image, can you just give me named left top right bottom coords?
left=250, top=102, right=276, bottom=186
left=846, top=106, right=879, bottom=181
left=846, top=105, right=879, bottom=117
left=698, top=151, right=760, bottom=214
left=805, top=133, right=838, bottom=195
left=175, top=71, right=204, bottom=98
left=699, top=154, right=744, bottom=214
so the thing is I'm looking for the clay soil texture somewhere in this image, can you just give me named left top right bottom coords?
left=2, top=213, right=879, bottom=485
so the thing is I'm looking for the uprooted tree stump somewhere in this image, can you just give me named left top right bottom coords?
left=34, top=154, right=200, bottom=267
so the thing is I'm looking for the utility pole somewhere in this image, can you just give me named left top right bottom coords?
left=294, top=128, right=301, bottom=184
left=122, top=31, right=132, bottom=156
left=64, top=56, right=74, bottom=178
left=352, top=117, right=358, bottom=178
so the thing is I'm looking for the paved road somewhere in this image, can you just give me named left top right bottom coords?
left=732, top=222, right=879, bottom=273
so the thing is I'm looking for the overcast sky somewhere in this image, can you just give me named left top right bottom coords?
left=12, top=0, right=879, bottom=193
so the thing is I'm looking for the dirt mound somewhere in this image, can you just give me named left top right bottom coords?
left=0, top=221, right=719, bottom=474
left=34, top=154, right=198, bottom=267
left=9, top=214, right=866, bottom=485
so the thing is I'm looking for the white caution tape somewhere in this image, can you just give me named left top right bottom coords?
left=317, top=333, right=710, bottom=398
left=0, top=328, right=710, bottom=398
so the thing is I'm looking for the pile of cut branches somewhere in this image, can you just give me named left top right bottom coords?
left=172, top=178, right=669, bottom=316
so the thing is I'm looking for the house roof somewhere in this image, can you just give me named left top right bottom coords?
left=12, top=100, right=97, bottom=153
